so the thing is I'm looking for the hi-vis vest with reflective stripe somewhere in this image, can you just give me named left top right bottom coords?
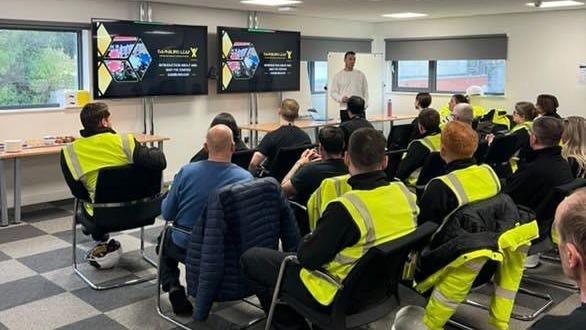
left=510, top=120, right=533, bottom=134
left=62, top=133, right=136, bottom=215
left=307, top=174, right=352, bottom=231
left=431, top=164, right=501, bottom=225
left=492, top=109, right=511, bottom=129
left=439, top=105, right=486, bottom=126
left=300, top=182, right=419, bottom=306
left=404, top=133, right=442, bottom=185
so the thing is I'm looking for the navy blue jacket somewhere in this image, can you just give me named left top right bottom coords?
left=185, top=177, right=300, bottom=320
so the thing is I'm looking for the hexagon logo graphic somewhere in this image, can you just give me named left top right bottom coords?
left=96, top=28, right=153, bottom=95
left=221, top=31, right=260, bottom=90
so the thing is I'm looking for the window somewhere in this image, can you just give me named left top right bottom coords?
left=392, top=59, right=506, bottom=95
left=0, top=26, right=83, bottom=110
left=436, top=60, right=505, bottom=95
left=396, top=60, right=430, bottom=90
left=309, top=61, right=327, bottom=94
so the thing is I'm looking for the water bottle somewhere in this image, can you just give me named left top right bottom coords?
left=387, top=98, right=393, bottom=117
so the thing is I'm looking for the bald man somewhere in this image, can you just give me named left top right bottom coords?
left=158, top=124, right=253, bottom=316
left=531, top=188, right=586, bottom=329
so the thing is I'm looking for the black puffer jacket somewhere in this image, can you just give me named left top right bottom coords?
left=416, top=193, right=535, bottom=282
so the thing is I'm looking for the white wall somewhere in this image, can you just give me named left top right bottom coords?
left=0, top=0, right=376, bottom=206
left=375, top=9, right=586, bottom=118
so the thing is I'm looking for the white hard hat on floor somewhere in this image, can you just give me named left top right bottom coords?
left=392, top=305, right=427, bottom=330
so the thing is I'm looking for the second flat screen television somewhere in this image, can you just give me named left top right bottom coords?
left=218, top=27, right=300, bottom=94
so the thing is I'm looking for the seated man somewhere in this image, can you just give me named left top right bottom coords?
left=249, top=99, right=311, bottom=174
left=339, top=96, right=374, bottom=147
left=504, top=116, right=574, bottom=211
left=418, top=121, right=501, bottom=225
left=62, top=102, right=166, bottom=243
left=409, top=92, right=433, bottom=141
left=452, top=103, right=474, bottom=126
left=531, top=188, right=586, bottom=330
left=158, top=124, right=253, bottom=315
left=281, top=126, right=348, bottom=205
left=396, top=108, right=442, bottom=185
left=241, top=128, right=418, bottom=330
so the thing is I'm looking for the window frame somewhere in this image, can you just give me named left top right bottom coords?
left=0, top=21, right=86, bottom=111
left=308, top=61, right=327, bottom=95
left=391, top=59, right=505, bottom=96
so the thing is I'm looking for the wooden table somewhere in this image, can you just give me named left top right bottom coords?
left=240, top=114, right=417, bottom=146
left=0, top=134, right=169, bottom=226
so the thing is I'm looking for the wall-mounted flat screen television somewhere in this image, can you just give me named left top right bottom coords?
left=92, top=19, right=208, bottom=98
left=217, top=27, right=300, bottom=94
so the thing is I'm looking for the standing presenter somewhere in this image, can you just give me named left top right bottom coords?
left=329, top=51, right=369, bottom=122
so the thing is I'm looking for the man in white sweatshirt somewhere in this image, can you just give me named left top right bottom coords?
left=329, top=51, right=369, bottom=121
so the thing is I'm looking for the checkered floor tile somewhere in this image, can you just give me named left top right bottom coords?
left=0, top=200, right=580, bottom=329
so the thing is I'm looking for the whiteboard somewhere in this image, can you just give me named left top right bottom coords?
left=282, top=61, right=312, bottom=117
left=326, top=52, right=384, bottom=118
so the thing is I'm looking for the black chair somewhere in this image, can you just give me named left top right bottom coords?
left=524, top=178, right=586, bottom=290
left=415, top=152, right=447, bottom=198
left=265, top=222, right=438, bottom=330
left=61, top=152, right=164, bottom=290
left=482, top=134, right=519, bottom=179
left=231, top=149, right=256, bottom=170
left=387, top=124, right=414, bottom=151
left=260, top=144, right=316, bottom=183
left=289, top=201, right=309, bottom=236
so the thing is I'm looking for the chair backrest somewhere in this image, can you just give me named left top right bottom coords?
left=268, top=144, right=316, bottom=182
left=330, top=222, right=438, bottom=323
left=289, top=201, right=310, bottom=236
left=95, top=165, right=162, bottom=203
left=92, top=165, right=163, bottom=229
left=535, top=178, right=586, bottom=239
left=416, top=152, right=447, bottom=186
left=387, top=124, right=414, bottom=151
left=231, top=149, right=256, bottom=170
left=484, top=134, right=519, bottom=164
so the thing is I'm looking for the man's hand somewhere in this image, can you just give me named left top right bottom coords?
left=297, top=149, right=320, bottom=167
left=341, top=96, right=349, bottom=103
left=485, top=133, right=495, bottom=145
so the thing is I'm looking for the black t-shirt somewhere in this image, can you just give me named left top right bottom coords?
left=257, top=124, right=311, bottom=169
left=290, top=158, right=348, bottom=205
left=531, top=303, right=586, bottom=329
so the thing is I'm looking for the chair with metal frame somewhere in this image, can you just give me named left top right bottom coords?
left=523, top=178, right=586, bottom=290
left=61, top=153, right=163, bottom=291
left=264, top=222, right=438, bottom=330
left=156, top=221, right=264, bottom=329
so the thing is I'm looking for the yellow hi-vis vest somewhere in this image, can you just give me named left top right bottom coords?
left=300, top=182, right=419, bottom=306
left=508, top=121, right=533, bottom=173
left=403, top=133, right=442, bottom=186
left=492, top=109, right=511, bottom=130
left=62, top=133, right=136, bottom=215
left=472, top=105, right=487, bottom=119
left=510, top=120, right=533, bottom=135
left=307, top=174, right=352, bottom=231
left=431, top=164, right=501, bottom=227
left=416, top=220, right=539, bottom=330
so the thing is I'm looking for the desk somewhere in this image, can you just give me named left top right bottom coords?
left=0, top=134, right=169, bottom=226
left=240, top=114, right=417, bottom=146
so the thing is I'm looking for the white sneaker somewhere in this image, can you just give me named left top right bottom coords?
left=524, top=254, right=541, bottom=269
left=392, top=305, right=427, bottom=330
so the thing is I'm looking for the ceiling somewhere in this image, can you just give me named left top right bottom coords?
left=142, top=0, right=586, bottom=22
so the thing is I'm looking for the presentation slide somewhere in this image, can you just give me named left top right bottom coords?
left=218, top=27, right=300, bottom=94
left=92, top=20, right=208, bottom=99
